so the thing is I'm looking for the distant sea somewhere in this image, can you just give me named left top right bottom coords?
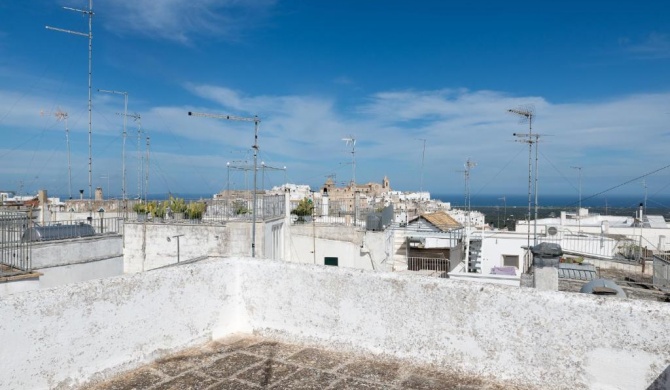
left=434, top=193, right=670, bottom=227
left=434, top=193, right=670, bottom=209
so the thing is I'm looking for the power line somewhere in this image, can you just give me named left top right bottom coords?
left=573, top=163, right=670, bottom=206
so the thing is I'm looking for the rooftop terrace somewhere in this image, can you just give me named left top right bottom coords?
left=2, top=257, right=669, bottom=389
left=91, top=335, right=524, bottom=390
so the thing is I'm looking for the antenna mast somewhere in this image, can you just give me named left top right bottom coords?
left=54, top=109, right=73, bottom=199
left=47, top=0, right=94, bottom=217
left=418, top=138, right=426, bottom=194
left=145, top=136, right=150, bottom=203
left=99, top=89, right=129, bottom=203
left=188, top=111, right=261, bottom=258
left=509, top=105, right=541, bottom=249
left=463, top=158, right=476, bottom=227
left=571, top=166, right=582, bottom=232
left=123, top=112, right=142, bottom=200
left=135, top=114, right=142, bottom=200
left=342, top=136, right=356, bottom=185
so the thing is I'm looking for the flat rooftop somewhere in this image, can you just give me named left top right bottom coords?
left=3, top=257, right=669, bottom=389
left=91, top=335, right=526, bottom=390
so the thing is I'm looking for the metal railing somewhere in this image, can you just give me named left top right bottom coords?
left=0, top=211, right=31, bottom=275
left=653, top=256, right=670, bottom=291
left=41, top=217, right=122, bottom=236
left=407, top=257, right=450, bottom=278
left=290, top=197, right=380, bottom=227
left=539, top=232, right=620, bottom=259
left=126, top=194, right=286, bottom=223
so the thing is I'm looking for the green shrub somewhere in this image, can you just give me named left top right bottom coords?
left=132, top=202, right=147, bottom=213
left=233, top=200, right=250, bottom=215
left=291, top=197, right=313, bottom=217
left=169, top=196, right=187, bottom=213
left=186, top=202, right=206, bottom=219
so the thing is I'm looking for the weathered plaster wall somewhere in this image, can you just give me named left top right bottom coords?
left=29, top=236, right=124, bottom=288
left=37, top=257, right=123, bottom=288
left=0, top=277, right=40, bottom=296
left=0, top=259, right=243, bottom=389
left=2, top=258, right=669, bottom=389
left=289, top=225, right=389, bottom=269
left=238, top=260, right=670, bottom=390
left=31, top=235, right=122, bottom=269
left=123, top=222, right=260, bottom=272
left=477, top=231, right=527, bottom=272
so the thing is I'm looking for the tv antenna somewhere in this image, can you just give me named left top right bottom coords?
left=571, top=166, right=583, bottom=232
left=123, top=112, right=143, bottom=200
left=145, top=136, right=150, bottom=203
left=52, top=109, right=73, bottom=200
left=509, top=105, right=540, bottom=248
left=642, top=179, right=648, bottom=214
left=463, top=158, right=476, bottom=226
left=99, top=89, right=129, bottom=203
left=417, top=138, right=426, bottom=194
left=188, top=111, right=261, bottom=258
left=342, top=136, right=356, bottom=185
left=47, top=0, right=94, bottom=217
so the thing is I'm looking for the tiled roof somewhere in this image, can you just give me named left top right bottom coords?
left=421, top=211, right=462, bottom=232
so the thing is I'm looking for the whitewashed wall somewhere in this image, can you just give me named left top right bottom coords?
left=288, top=225, right=389, bottom=270
left=476, top=231, right=528, bottom=273
left=123, top=221, right=258, bottom=272
left=240, top=260, right=670, bottom=390
left=1, top=258, right=669, bottom=390
left=0, top=259, right=243, bottom=390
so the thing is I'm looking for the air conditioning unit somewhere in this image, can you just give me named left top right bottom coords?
left=547, top=226, right=559, bottom=236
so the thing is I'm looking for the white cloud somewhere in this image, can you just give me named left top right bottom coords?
left=100, top=0, right=276, bottom=43
left=2, top=82, right=670, bottom=196
left=620, top=32, right=670, bottom=59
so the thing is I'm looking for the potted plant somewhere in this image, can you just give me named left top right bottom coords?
left=147, top=201, right=167, bottom=220
left=133, top=202, right=148, bottom=221
left=186, top=202, right=206, bottom=220
left=291, top=197, right=314, bottom=223
left=169, top=196, right=187, bottom=220
left=232, top=199, right=250, bottom=215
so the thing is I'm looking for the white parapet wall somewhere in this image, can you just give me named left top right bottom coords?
left=1, top=257, right=669, bottom=389
left=31, top=235, right=124, bottom=288
left=0, top=259, right=246, bottom=389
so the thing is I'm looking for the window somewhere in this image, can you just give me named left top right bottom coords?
left=503, top=255, right=519, bottom=268
left=324, top=257, right=338, bottom=267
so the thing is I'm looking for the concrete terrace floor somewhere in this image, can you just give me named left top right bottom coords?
left=87, top=335, right=534, bottom=390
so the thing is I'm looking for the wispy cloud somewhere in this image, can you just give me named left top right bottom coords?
left=101, top=0, right=276, bottom=44
left=620, top=32, right=670, bottom=59
left=2, top=83, right=670, bottom=195
left=333, top=76, right=354, bottom=86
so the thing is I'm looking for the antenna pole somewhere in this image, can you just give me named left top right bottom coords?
left=145, top=136, right=150, bottom=203
left=54, top=110, right=72, bottom=199
left=418, top=138, right=426, bottom=194
left=47, top=0, right=94, bottom=218
left=509, top=106, right=540, bottom=255
left=99, top=89, right=129, bottom=204
left=188, top=111, right=261, bottom=257
left=532, top=115, right=539, bottom=245
left=342, top=137, right=356, bottom=185
left=253, top=118, right=259, bottom=257
left=643, top=179, right=648, bottom=215
left=137, top=116, right=142, bottom=200
left=571, top=166, right=582, bottom=231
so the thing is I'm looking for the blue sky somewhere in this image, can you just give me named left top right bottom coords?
left=0, top=1, right=669, bottom=203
